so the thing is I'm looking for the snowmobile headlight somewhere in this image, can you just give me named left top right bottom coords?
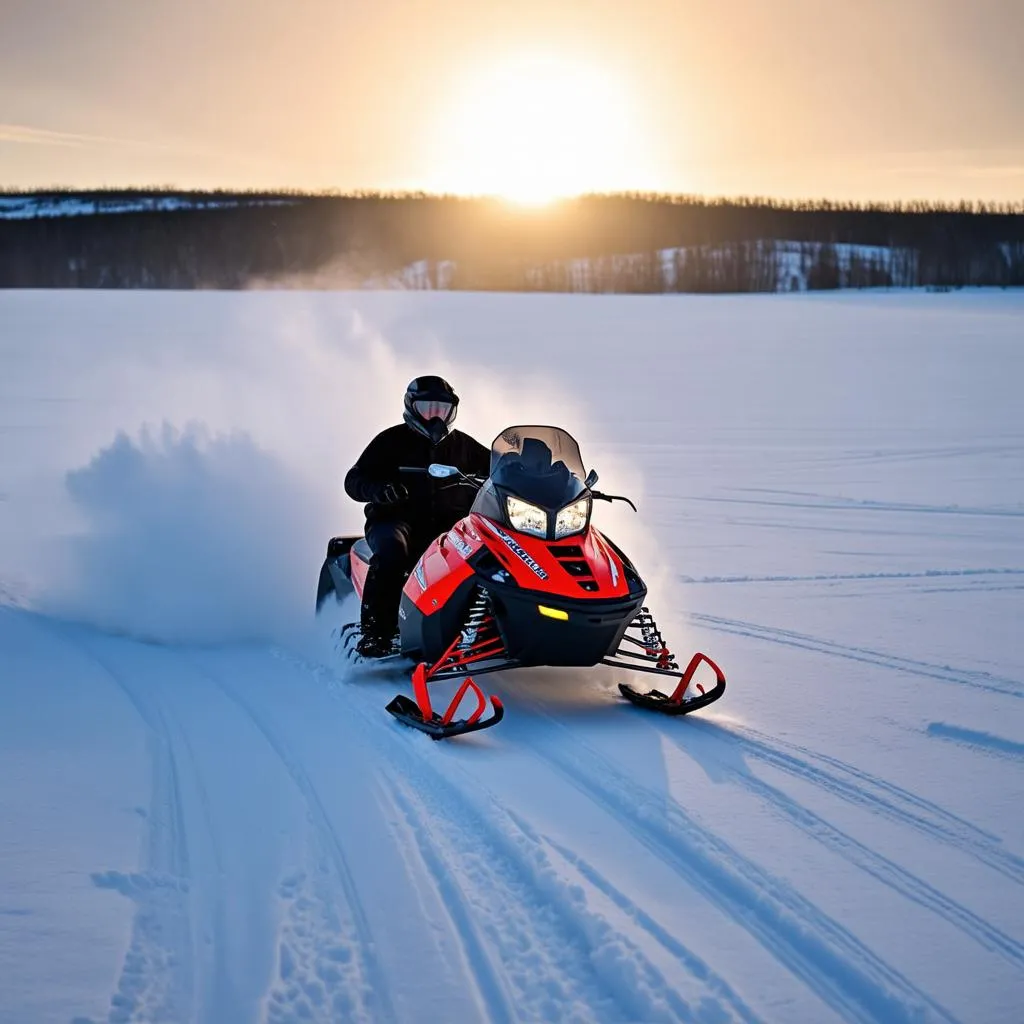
left=506, top=496, right=547, bottom=537
left=555, top=497, right=591, bottom=539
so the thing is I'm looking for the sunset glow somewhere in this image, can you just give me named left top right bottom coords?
left=430, top=55, right=656, bottom=204
left=1, top=2, right=1021, bottom=202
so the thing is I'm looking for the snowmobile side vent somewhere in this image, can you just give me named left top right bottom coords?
left=559, top=560, right=593, bottom=577
left=549, top=544, right=585, bottom=558
left=549, top=545, right=596, bottom=584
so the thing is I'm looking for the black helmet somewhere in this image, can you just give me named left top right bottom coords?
left=403, top=375, right=459, bottom=445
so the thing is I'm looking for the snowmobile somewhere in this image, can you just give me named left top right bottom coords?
left=316, top=426, right=726, bottom=740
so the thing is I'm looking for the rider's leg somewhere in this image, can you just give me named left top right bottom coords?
left=360, top=519, right=413, bottom=650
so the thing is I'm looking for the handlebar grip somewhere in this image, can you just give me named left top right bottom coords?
left=398, top=466, right=428, bottom=475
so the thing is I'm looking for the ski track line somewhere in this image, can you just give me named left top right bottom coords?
left=649, top=724, right=1024, bottom=966
left=381, top=747, right=705, bottom=1024
left=381, top=780, right=522, bottom=1024
left=324, top=662, right=687, bottom=1023
left=166, top=718, right=236, bottom=1024
left=681, top=568, right=1024, bottom=586
left=687, top=721, right=1024, bottom=888
left=800, top=442, right=1024, bottom=467
left=679, top=494, right=1024, bottom=520
left=508, top=813, right=763, bottom=1024
left=518, top=702, right=961, bottom=1024
left=52, top=627, right=197, bottom=1024
left=913, top=583, right=1024, bottom=596
left=926, top=723, right=1024, bottom=761
left=193, top=661, right=397, bottom=1024
left=295, top=646, right=756, bottom=1024
left=333, top=673, right=646, bottom=1023
left=691, top=613, right=1024, bottom=701
left=77, top=632, right=246, bottom=1023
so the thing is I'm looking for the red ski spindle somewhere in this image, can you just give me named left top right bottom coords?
left=669, top=652, right=726, bottom=704
left=441, top=678, right=488, bottom=726
left=411, top=663, right=434, bottom=721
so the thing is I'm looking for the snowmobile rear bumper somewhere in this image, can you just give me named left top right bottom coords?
left=315, top=535, right=363, bottom=612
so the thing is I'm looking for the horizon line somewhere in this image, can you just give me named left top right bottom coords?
left=1, top=185, right=1022, bottom=212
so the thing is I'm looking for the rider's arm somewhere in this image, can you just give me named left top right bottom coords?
left=461, top=434, right=492, bottom=477
left=344, top=430, right=397, bottom=503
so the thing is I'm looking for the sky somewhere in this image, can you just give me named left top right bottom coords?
left=0, top=0, right=1022, bottom=202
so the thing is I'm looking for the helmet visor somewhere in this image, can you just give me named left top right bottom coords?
left=412, top=399, right=456, bottom=424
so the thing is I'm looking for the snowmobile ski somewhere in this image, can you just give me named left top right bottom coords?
left=618, top=651, right=726, bottom=714
left=386, top=669, right=504, bottom=740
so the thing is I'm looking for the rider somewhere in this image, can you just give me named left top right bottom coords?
left=344, top=375, right=491, bottom=657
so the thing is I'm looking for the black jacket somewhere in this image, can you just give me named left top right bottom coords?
left=345, top=424, right=492, bottom=528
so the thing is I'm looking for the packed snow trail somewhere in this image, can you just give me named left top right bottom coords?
left=1, top=290, right=1023, bottom=1023
left=5, top=599, right=1021, bottom=1022
left=0, top=605, right=992, bottom=1024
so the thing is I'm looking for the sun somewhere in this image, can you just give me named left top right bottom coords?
left=432, top=54, right=652, bottom=204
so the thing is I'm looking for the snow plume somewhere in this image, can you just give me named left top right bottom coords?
left=50, top=424, right=321, bottom=645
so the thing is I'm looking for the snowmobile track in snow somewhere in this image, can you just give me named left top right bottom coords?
left=519, top=703, right=961, bottom=1024
left=58, top=628, right=200, bottom=1024
left=381, top=752, right=743, bottom=1023
left=682, top=721, right=1024, bottom=888
left=692, top=614, right=1024, bottom=700
left=681, top=567, right=1024, bottom=587
left=326, top=667, right=743, bottom=1022
left=649, top=721, right=1024, bottom=966
left=190, top=660, right=395, bottom=1024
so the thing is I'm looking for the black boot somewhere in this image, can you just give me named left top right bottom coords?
left=358, top=563, right=400, bottom=657
left=356, top=632, right=395, bottom=659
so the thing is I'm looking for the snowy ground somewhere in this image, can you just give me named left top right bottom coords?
left=1, top=289, right=1022, bottom=1024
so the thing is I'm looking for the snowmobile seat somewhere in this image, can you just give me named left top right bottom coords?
left=325, top=535, right=372, bottom=565
left=326, top=535, right=357, bottom=559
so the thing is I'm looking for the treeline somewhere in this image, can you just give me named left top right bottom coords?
left=1, top=190, right=1022, bottom=291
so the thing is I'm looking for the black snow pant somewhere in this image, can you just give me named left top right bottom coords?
left=361, top=519, right=437, bottom=641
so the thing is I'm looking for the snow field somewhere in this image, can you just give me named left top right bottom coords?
left=1, top=288, right=1022, bottom=1023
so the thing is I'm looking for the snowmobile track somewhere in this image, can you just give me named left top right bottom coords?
left=648, top=722, right=1024, bottom=965
left=312, top=649, right=758, bottom=1023
left=193, top=662, right=396, bottom=1024
left=383, top=780, right=523, bottom=1024
left=59, top=628, right=199, bottom=1024
left=520, top=704, right=961, bottom=1024
left=382, top=759, right=705, bottom=1023
left=692, top=614, right=1024, bottom=700
left=531, top=828, right=762, bottom=1024
left=689, top=721, right=1024, bottom=887
left=681, top=567, right=1024, bottom=587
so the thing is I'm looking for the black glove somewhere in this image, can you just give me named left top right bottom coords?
left=374, top=481, right=409, bottom=505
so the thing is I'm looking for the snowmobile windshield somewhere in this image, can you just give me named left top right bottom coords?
left=488, top=426, right=588, bottom=510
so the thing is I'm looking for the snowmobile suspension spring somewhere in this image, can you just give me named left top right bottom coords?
left=631, top=608, right=678, bottom=670
left=458, top=590, right=492, bottom=650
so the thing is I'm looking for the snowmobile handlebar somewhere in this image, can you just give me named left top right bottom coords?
left=398, top=466, right=485, bottom=493
left=591, top=490, right=638, bottom=512
left=398, top=468, right=636, bottom=510
left=399, top=465, right=486, bottom=483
